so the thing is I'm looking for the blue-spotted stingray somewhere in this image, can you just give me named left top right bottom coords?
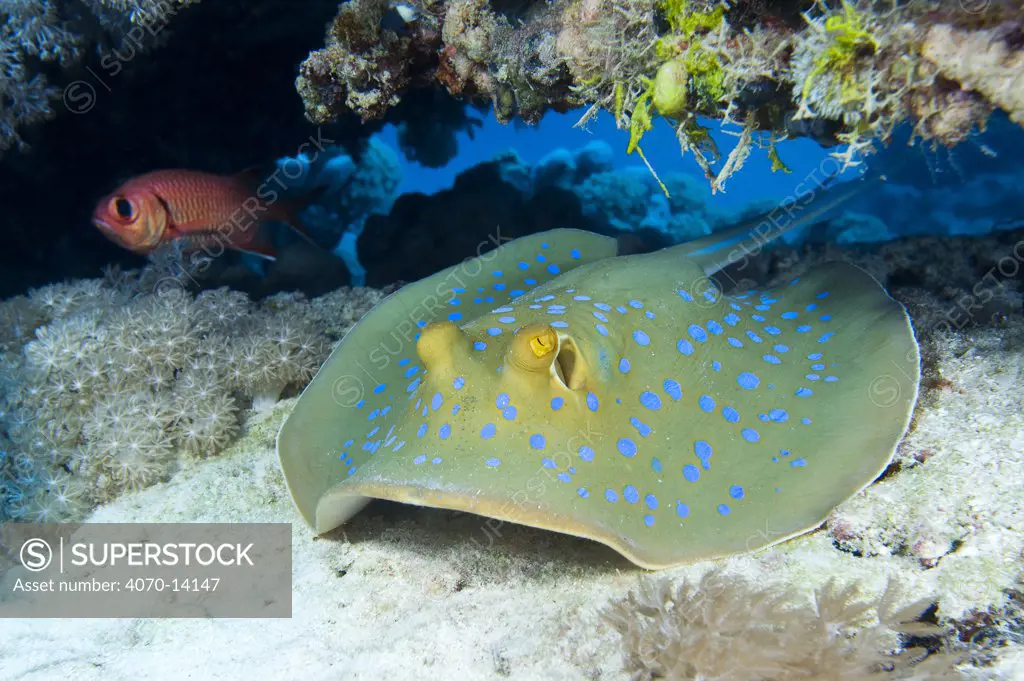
left=276, top=194, right=920, bottom=569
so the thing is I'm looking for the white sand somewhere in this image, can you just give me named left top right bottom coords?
left=1, top=312, right=1022, bottom=681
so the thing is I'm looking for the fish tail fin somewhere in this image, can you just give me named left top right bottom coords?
left=682, top=167, right=887, bottom=277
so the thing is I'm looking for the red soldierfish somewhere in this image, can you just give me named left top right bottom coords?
left=92, top=168, right=317, bottom=260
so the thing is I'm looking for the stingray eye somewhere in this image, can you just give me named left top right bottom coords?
left=110, top=196, right=136, bottom=221
left=509, top=324, right=560, bottom=373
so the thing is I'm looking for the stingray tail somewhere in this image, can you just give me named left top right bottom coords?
left=683, top=167, right=887, bottom=277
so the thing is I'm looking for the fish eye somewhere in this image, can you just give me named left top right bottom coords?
left=110, top=196, right=136, bottom=221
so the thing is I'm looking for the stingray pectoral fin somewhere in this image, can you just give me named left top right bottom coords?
left=276, top=229, right=619, bottom=534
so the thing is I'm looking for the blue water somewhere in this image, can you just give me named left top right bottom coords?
left=379, top=109, right=858, bottom=211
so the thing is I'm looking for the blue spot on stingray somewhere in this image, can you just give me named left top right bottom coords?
left=417, top=423, right=428, bottom=438
left=473, top=341, right=487, bottom=351
left=496, top=393, right=511, bottom=408
left=688, top=324, right=708, bottom=343
left=645, top=494, right=658, bottom=510
left=605, top=489, right=618, bottom=503
left=570, top=248, right=581, bottom=259
left=694, top=440, right=713, bottom=462
left=722, top=406, right=740, bottom=423
left=629, top=300, right=643, bottom=309
left=493, top=270, right=503, bottom=277
left=763, top=355, right=781, bottom=365
left=820, top=314, right=832, bottom=321
left=795, top=387, right=813, bottom=397
left=530, top=434, right=546, bottom=450
left=730, top=485, right=745, bottom=499
left=755, top=304, right=770, bottom=311
left=594, top=302, right=611, bottom=311
left=706, top=320, right=724, bottom=335
left=816, top=291, right=829, bottom=299
left=824, top=375, right=839, bottom=382
left=537, top=254, right=547, bottom=263
left=416, top=321, right=426, bottom=328
left=498, top=316, right=516, bottom=324
left=806, top=374, right=820, bottom=381
left=790, top=458, right=808, bottom=467
left=633, top=330, right=651, bottom=346
left=414, top=455, right=427, bottom=465
left=818, top=332, right=835, bottom=343
left=551, top=321, right=569, bottom=329
left=741, top=428, right=760, bottom=443
left=676, top=502, right=690, bottom=518
left=619, top=358, right=631, bottom=374
left=769, top=408, right=788, bottom=422
left=596, top=324, right=609, bottom=336
left=517, top=261, right=529, bottom=270
left=802, top=417, right=812, bottom=425
left=453, top=377, right=465, bottom=390
left=431, top=392, right=443, bottom=411
left=557, top=472, right=572, bottom=483
left=737, top=372, right=760, bottom=390
left=578, top=445, right=595, bottom=462
left=486, top=457, right=501, bottom=467
left=774, top=344, right=789, bottom=353
left=727, top=337, right=744, bottom=348
left=447, top=311, right=462, bottom=322
left=630, top=417, right=653, bottom=438
left=548, top=264, right=561, bottom=275
left=752, top=315, right=766, bottom=322
left=678, top=289, right=694, bottom=302
left=541, top=458, right=557, bottom=469
left=551, top=397, right=564, bottom=411
left=399, top=358, right=410, bottom=367
left=525, top=278, right=537, bottom=285
left=573, top=295, right=591, bottom=301
left=718, top=504, right=731, bottom=516
left=439, top=424, right=452, bottom=440
left=593, top=311, right=608, bottom=322
left=373, top=384, right=387, bottom=394
left=587, top=392, right=599, bottom=411
left=764, top=326, right=781, bottom=336
left=796, top=325, right=812, bottom=333
left=683, top=464, right=700, bottom=482
left=639, top=391, right=662, bottom=410
left=404, top=367, right=418, bottom=378
left=577, top=487, right=589, bottom=498
left=699, top=395, right=715, bottom=412
left=481, top=423, right=496, bottom=439
left=724, top=313, right=740, bottom=326
left=651, top=457, right=663, bottom=473
left=781, top=311, right=798, bottom=319
left=616, top=305, right=628, bottom=315
left=645, top=310, right=656, bottom=319
left=502, top=406, right=517, bottom=420
left=623, top=485, right=640, bottom=504
left=617, top=438, right=637, bottom=458
left=746, top=331, right=763, bottom=344
left=663, top=379, right=682, bottom=401
left=677, top=339, right=695, bottom=356
left=808, top=352, right=823, bottom=360
left=811, top=363, right=826, bottom=370
left=452, top=404, right=461, bottom=416
left=487, top=328, right=502, bottom=336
